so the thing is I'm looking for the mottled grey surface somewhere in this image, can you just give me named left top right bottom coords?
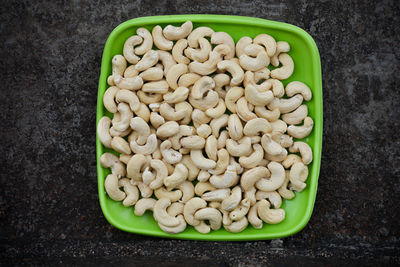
left=1, top=0, right=399, bottom=266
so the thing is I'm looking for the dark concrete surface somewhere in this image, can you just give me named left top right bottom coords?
left=1, top=0, right=399, bottom=266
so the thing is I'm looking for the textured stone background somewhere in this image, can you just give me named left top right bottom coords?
left=1, top=0, right=399, bottom=265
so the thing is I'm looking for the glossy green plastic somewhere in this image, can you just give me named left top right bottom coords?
left=96, top=15, right=323, bottom=241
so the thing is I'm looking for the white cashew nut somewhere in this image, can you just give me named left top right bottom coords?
left=163, top=21, right=193, bottom=40
left=255, top=161, right=286, bottom=191
left=104, top=174, right=126, bottom=201
left=289, top=141, right=313, bottom=165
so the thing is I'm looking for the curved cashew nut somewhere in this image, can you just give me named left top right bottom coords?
left=188, top=51, right=221, bottom=75
left=226, top=136, right=252, bottom=157
left=195, top=182, right=216, bottom=196
left=107, top=55, right=127, bottom=86
left=194, top=207, right=222, bottom=230
left=190, top=149, right=216, bottom=170
left=224, top=217, right=248, bottom=233
left=248, top=201, right=263, bottom=229
left=159, top=102, right=186, bottom=121
left=177, top=181, right=195, bottom=202
left=289, top=162, right=309, bottom=192
left=264, top=147, right=288, bottom=162
left=175, top=101, right=193, bottom=124
left=137, top=91, right=162, bottom=105
left=98, top=116, right=112, bottom=148
left=113, top=103, right=133, bottom=131
left=211, top=31, right=235, bottom=59
left=191, top=109, right=211, bottom=127
left=154, top=187, right=182, bottom=202
left=134, top=198, right=156, bottom=216
left=209, top=165, right=238, bottom=189
left=244, top=84, right=274, bottom=106
left=221, top=185, right=242, bottom=211
left=240, top=166, right=270, bottom=191
left=225, top=86, right=244, bottom=113
left=243, top=118, right=272, bottom=136
left=178, top=73, right=201, bottom=88
left=271, top=41, right=290, bottom=66
left=180, top=155, right=200, bottom=181
left=114, top=74, right=144, bottom=91
left=253, top=33, right=277, bottom=57
left=271, top=132, right=293, bottom=148
left=118, top=178, right=139, bottom=206
left=256, top=161, right=286, bottom=191
left=163, top=86, right=189, bottom=104
left=156, top=121, right=180, bottom=139
left=163, top=21, right=193, bottom=40
left=148, top=159, right=168, bottom=189
left=278, top=170, right=295, bottom=199
left=166, top=63, right=188, bottom=90
left=135, top=28, right=153, bottom=55
left=196, top=124, right=212, bottom=138
left=227, top=114, right=243, bottom=141
left=213, top=73, right=230, bottom=98
left=188, top=26, right=214, bottom=47
left=289, top=141, right=313, bottom=165
left=217, top=60, right=244, bottom=85
left=282, top=104, right=308, bottom=125
left=254, top=106, right=280, bottom=122
left=104, top=174, right=126, bottom=201
left=100, top=153, right=126, bottom=177
left=126, top=154, right=147, bottom=180
left=257, top=199, right=285, bottom=224
left=261, top=134, right=285, bottom=156
left=130, top=133, right=157, bottom=155
left=188, top=90, right=219, bottom=111
left=172, top=39, right=190, bottom=64
left=213, top=149, right=230, bottom=175
left=255, top=190, right=282, bottom=208
left=205, top=135, right=218, bottom=161
left=269, top=79, right=285, bottom=98
left=209, top=114, right=229, bottom=138
left=270, top=53, right=294, bottom=80
left=164, top=163, right=188, bottom=188
left=239, top=50, right=269, bottom=72
left=243, top=70, right=271, bottom=92
left=103, top=86, right=119, bottom=113
left=150, top=112, right=165, bottom=129
left=123, top=35, right=142, bottom=64
left=160, top=140, right=182, bottom=164
left=236, top=97, right=257, bottom=122
left=157, top=50, right=177, bottom=75
left=152, top=25, right=173, bottom=51
left=116, top=89, right=140, bottom=112
left=191, top=76, right=215, bottom=99
left=287, top=117, right=314, bottom=139
left=236, top=36, right=252, bottom=57
left=135, top=50, right=159, bottom=72
left=239, top=144, right=264, bottom=169
left=185, top=37, right=211, bottom=62
left=183, top=197, right=207, bottom=226
left=286, top=81, right=312, bottom=101
left=282, top=154, right=303, bottom=169
left=135, top=103, right=151, bottom=122
left=153, top=198, right=181, bottom=227
left=111, top=136, right=131, bottom=155
left=202, top=188, right=230, bottom=202
left=158, top=214, right=187, bottom=234
left=229, top=198, right=251, bottom=221
left=205, top=98, right=226, bottom=119
left=136, top=181, right=154, bottom=197
left=130, top=117, right=151, bottom=145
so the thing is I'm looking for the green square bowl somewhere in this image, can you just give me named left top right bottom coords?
left=96, top=14, right=323, bottom=241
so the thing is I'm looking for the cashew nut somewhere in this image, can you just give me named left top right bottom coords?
left=185, top=37, right=211, bottom=62
left=135, top=50, right=159, bottom=72
left=213, top=149, right=230, bottom=175
left=285, top=81, right=312, bottom=101
left=150, top=112, right=165, bottom=129
left=98, top=116, right=112, bottom=148
left=255, top=161, right=285, bottom=191
left=129, top=117, right=151, bottom=145
left=100, top=153, right=126, bottom=177
left=190, top=149, right=216, bottom=170
left=196, top=124, right=212, bottom=138
left=229, top=198, right=251, bottom=221
left=103, top=86, right=119, bottom=113
left=163, top=86, right=189, bottom=104
left=270, top=53, right=294, bottom=80
left=118, top=178, right=139, bottom=206
left=163, top=21, right=193, bottom=40
left=209, top=165, right=239, bottom=189
left=104, top=174, right=126, bottom=201
left=135, top=28, right=153, bottom=55
left=271, top=41, right=290, bottom=66
left=157, top=50, right=177, bottom=75
left=164, top=163, right=188, bottom=188
left=211, top=31, right=235, bottom=59
left=253, top=33, right=276, bottom=57
left=248, top=201, right=263, bottom=229
left=235, top=36, right=252, bottom=58
left=244, top=84, right=274, bottom=106
left=289, top=141, right=313, bottom=165
left=130, top=133, right=157, bottom=155
left=191, top=76, right=215, bottom=99
left=225, top=86, right=244, bottom=113
left=194, top=207, right=222, bottom=230
left=257, top=199, right=285, bottom=224
left=152, top=25, right=173, bottom=51
left=236, top=97, right=257, bottom=122
left=240, top=166, right=270, bottom=191
left=187, top=26, right=214, bottom=47
left=224, top=217, right=248, bottom=233
left=134, top=198, right=156, bottom=216
left=255, top=190, right=282, bottom=208
left=254, top=106, right=280, bottom=122
left=183, top=197, right=207, bottom=226
left=239, top=50, right=269, bottom=72
left=287, top=117, right=314, bottom=139
left=226, top=137, right=252, bottom=157
left=221, top=185, right=242, bottom=211
left=111, top=136, right=131, bottom=155
left=154, top=187, right=182, bottom=202
left=123, top=35, right=142, bottom=64
left=239, top=144, right=264, bottom=169
left=217, top=60, right=244, bottom=86
left=113, top=103, right=133, bottom=132
left=289, top=162, right=308, bottom=192
left=278, top=170, right=295, bottom=200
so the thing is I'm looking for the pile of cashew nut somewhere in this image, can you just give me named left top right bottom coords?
left=97, top=21, right=314, bottom=234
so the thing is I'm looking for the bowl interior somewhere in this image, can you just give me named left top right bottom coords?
left=96, top=15, right=322, bottom=241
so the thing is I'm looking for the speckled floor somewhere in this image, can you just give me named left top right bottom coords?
left=1, top=0, right=399, bottom=265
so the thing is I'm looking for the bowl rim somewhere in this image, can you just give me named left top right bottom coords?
left=96, top=14, right=323, bottom=241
